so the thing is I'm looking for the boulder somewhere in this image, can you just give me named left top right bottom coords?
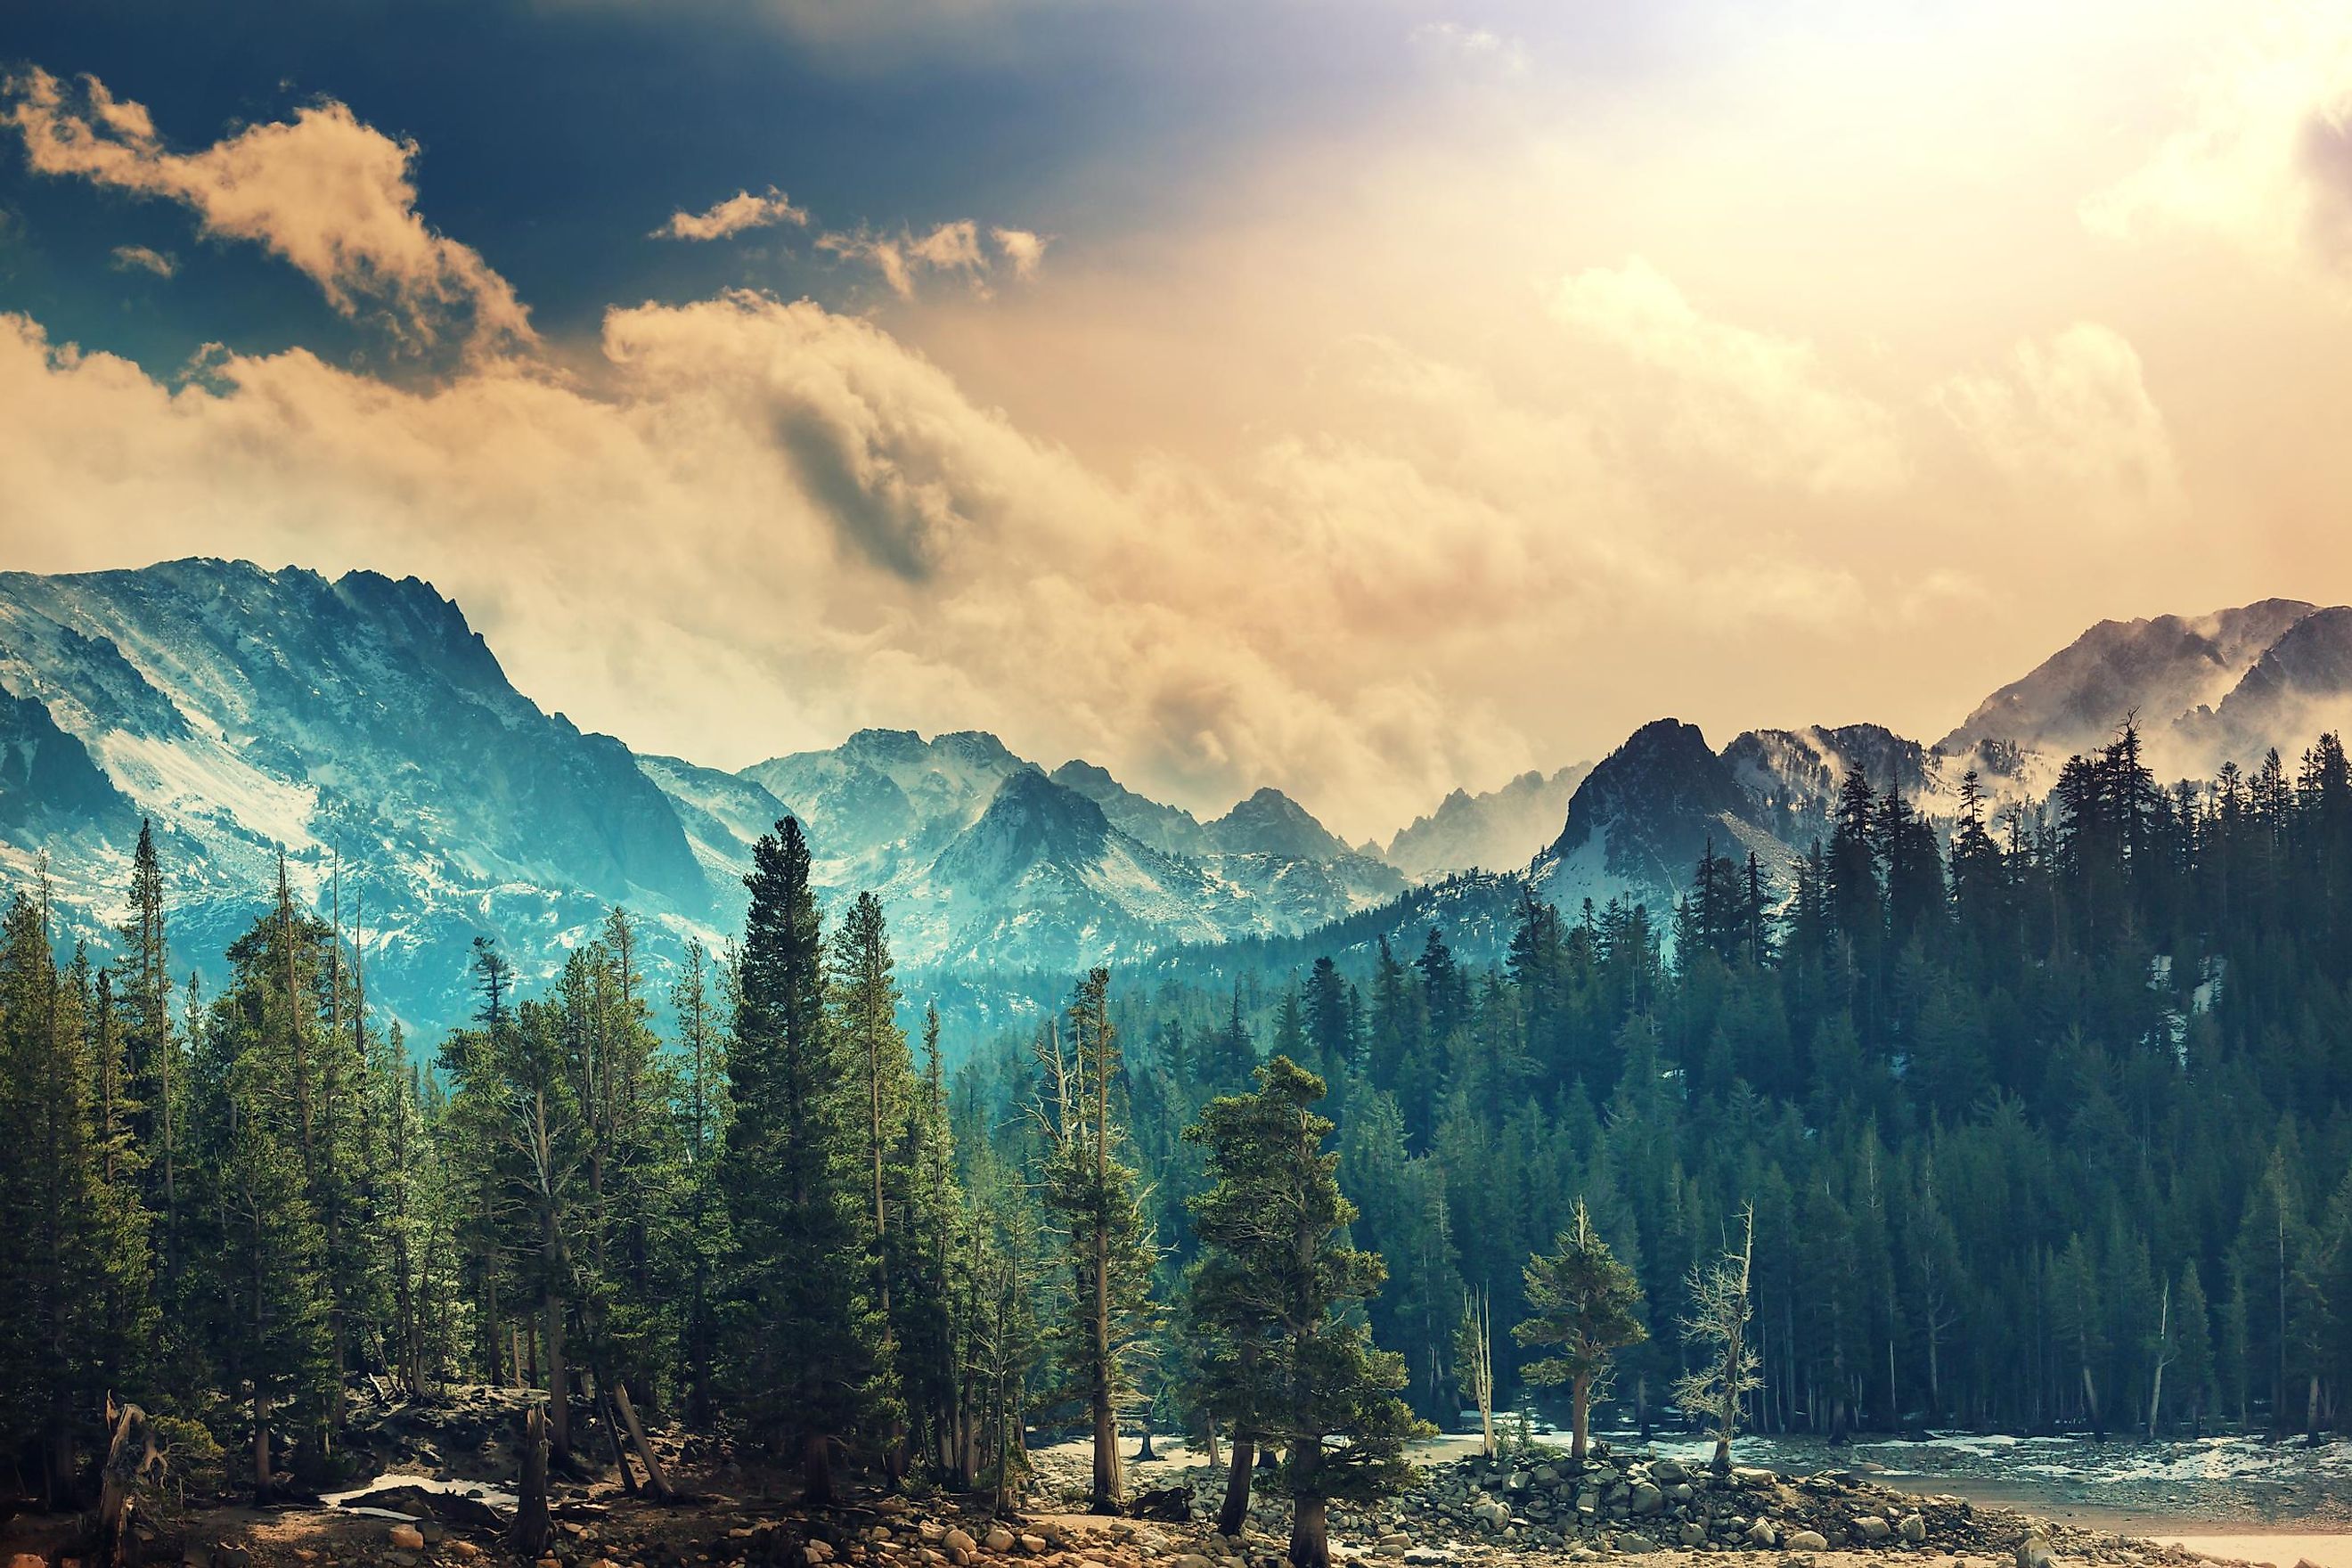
left=387, top=1528, right=427, bottom=1553
left=984, top=1530, right=1016, bottom=1555
left=1787, top=1531, right=1830, bottom=1553
left=1903, top=1515, right=1929, bottom=1545
left=944, top=1531, right=976, bottom=1556
left=1858, top=1516, right=1892, bottom=1543
left=1650, top=1459, right=1687, bottom=1484
left=2016, top=1535, right=2056, bottom=1568
left=1629, top=1482, right=1663, bottom=1515
left=1744, top=1520, right=1777, bottom=1548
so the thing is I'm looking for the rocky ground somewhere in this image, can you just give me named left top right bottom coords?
left=0, top=1392, right=2325, bottom=1568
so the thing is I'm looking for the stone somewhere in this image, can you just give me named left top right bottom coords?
left=1678, top=1523, right=1706, bottom=1547
left=943, top=1534, right=976, bottom=1556
left=1745, top=1521, right=1778, bottom=1548
left=1017, top=1539, right=1047, bottom=1557
left=1902, top=1516, right=1929, bottom=1545
left=1629, top=1482, right=1663, bottom=1515
left=388, top=1529, right=427, bottom=1553
left=2016, top=1536, right=2056, bottom=1568
left=983, top=1533, right=1016, bottom=1556
left=1858, top=1516, right=1892, bottom=1544
left=12, top=1556, right=49, bottom=1568
left=447, top=1548, right=480, bottom=1563
left=1786, top=1533, right=1830, bottom=1554
left=1651, top=1459, right=1687, bottom=1484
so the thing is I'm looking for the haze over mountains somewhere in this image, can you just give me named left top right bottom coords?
left=4, top=559, right=2351, bottom=1040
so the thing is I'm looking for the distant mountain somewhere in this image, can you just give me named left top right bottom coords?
left=10, top=565, right=2349, bottom=1036
left=1939, top=600, right=2317, bottom=764
left=0, top=561, right=1414, bottom=1041
left=1049, top=758, right=1210, bottom=856
left=2182, top=606, right=2352, bottom=768
left=1531, top=720, right=1791, bottom=912
left=1384, top=764, right=1590, bottom=880
left=720, top=739, right=1407, bottom=973
left=0, top=559, right=721, bottom=1032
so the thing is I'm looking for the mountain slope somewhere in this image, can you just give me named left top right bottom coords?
left=1939, top=600, right=2316, bottom=762
left=1531, top=719, right=1791, bottom=913
left=1386, top=764, right=1591, bottom=879
left=0, top=559, right=722, bottom=1030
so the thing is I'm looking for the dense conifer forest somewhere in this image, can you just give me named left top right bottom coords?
left=8, top=722, right=2352, bottom=1553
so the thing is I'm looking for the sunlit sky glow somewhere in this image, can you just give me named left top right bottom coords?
left=4, top=0, right=2351, bottom=840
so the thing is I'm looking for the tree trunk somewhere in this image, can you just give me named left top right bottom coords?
left=1219, top=1439, right=1255, bottom=1536
left=801, top=1432, right=835, bottom=1506
left=513, top=1408, right=551, bottom=1556
left=253, top=1390, right=273, bottom=1504
left=1571, top=1373, right=1592, bottom=1465
left=544, top=1268, right=569, bottom=1458
left=98, top=1402, right=157, bottom=1568
left=613, top=1383, right=674, bottom=1502
left=599, top=1385, right=639, bottom=1496
left=1288, top=1492, right=1328, bottom=1568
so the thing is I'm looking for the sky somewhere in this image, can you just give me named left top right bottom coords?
left=4, top=0, right=2352, bottom=842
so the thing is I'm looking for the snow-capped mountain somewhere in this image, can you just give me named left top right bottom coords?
left=2175, top=606, right=2352, bottom=769
left=722, top=737, right=1407, bottom=972
left=12, top=565, right=2352, bottom=1036
left=1939, top=600, right=2319, bottom=771
left=0, top=559, right=721, bottom=1032
left=1531, top=720, right=1792, bottom=914
left=1384, top=764, right=1591, bottom=880
left=0, top=560, right=1413, bottom=1038
left=1522, top=600, right=2352, bottom=925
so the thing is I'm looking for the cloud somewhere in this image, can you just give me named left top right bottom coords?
left=1548, top=257, right=1905, bottom=493
left=110, top=243, right=176, bottom=278
left=820, top=218, right=1041, bottom=296
left=0, top=282, right=1912, bottom=840
left=2082, top=4, right=2352, bottom=288
left=652, top=186, right=810, bottom=241
left=990, top=226, right=1049, bottom=278
left=1932, top=323, right=2185, bottom=529
left=3, top=68, right=533, bottom=353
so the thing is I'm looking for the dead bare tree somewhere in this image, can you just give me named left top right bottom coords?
left=1672, top=1203, right=1761, bottom=1475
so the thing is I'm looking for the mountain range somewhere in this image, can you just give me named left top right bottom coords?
left=4, top=559, right=2352, bottom=1041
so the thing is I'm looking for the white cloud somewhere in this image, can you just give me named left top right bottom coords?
left=2082, top=3, right=2352, bottom=288
left=1548, top=257, right=1905, bottom=493
left=991, top=226, right=1049, bottom=278
left=820, top=218, right=1037, bottom=297
left=110, top=243, right=176, bottom=278
left=1933, top=323, right=2185, bottom=529
left=3, top=68, right=533, bottom=354
left=651, top=186, right=810, bottom=241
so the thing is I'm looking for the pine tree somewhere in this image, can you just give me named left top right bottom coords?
left=1033, top=968, right=1157, bottom=1514
left=1515, top=1197, right=1647, bottom=1464
left=719, top=819, right=879, bottom=1501
left=1188, top=1058, right=1419, bottom=1568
